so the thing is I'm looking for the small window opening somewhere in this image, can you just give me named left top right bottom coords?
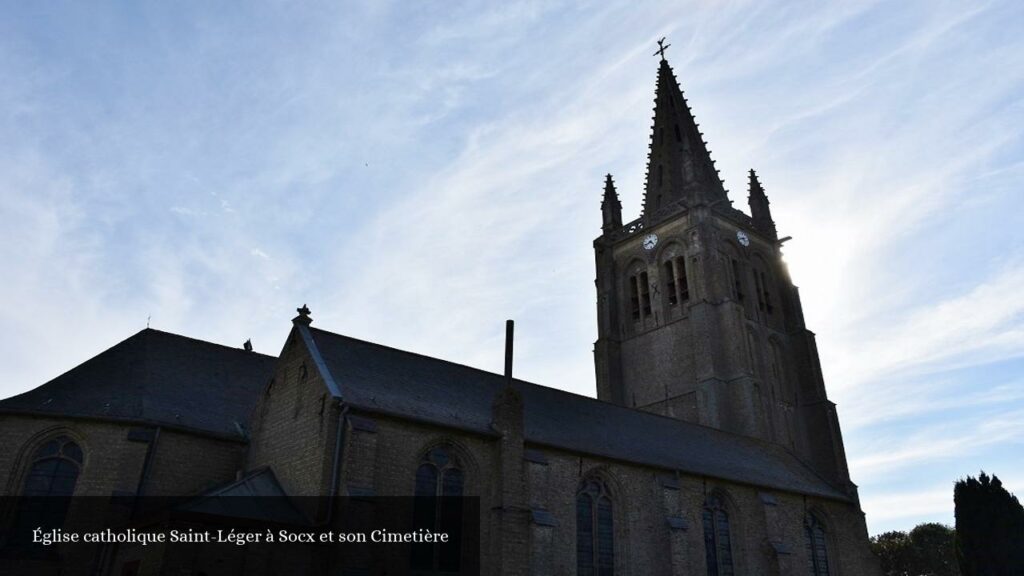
left=678, top=258, right=690, bottom=302
left=761, top=271, right=774, bottom=314
left=755, top=271, right=766, bottom=312
left=730, top=259, right=744, bottom=301
left=665, top=261, right=677, bottom=306
left=640, top=272, right=652, bottom=317
left=629, top=276, right=641, bottom=321
left=665, top=257, right=690, bottom=307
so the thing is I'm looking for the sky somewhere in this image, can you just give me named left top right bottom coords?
left=1, top=0, right=1022, bottom=535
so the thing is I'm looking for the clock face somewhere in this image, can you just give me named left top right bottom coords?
left=736, top=230, right=750, bottom=246
left=642, top=233, right=658, bottom=251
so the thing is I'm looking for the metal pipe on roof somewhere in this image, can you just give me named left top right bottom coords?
left=504, top=319, right=514, bottom=387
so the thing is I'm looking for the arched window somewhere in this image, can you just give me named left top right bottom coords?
left=805, top=514, right=830, bottom=576
left=627, top=268, right=652, bottom=323
left=577, top=478, right=614, bottom=576
left=751, top=257, right=775, bottom=318
left=412, top=446, right=464, bottom=573
left=22, top=435, right=82, bottom=498
left=640, top=272, right=651, bottom=318
left=13, top=436, right=83, bottom=545
left=703, top=495, right=734, bottom=576
left=664, top=255, right=690, bottom=308
left=730, top=258, right=745, bottom=302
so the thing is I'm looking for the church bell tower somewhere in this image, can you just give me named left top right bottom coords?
left=594, top=44, right=852, bottom=488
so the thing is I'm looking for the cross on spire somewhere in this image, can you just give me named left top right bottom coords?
left=653, top=37, right=671, bottom=61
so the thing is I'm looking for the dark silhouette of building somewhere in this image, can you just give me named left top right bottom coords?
left=0, top=52, right=880, bottom=575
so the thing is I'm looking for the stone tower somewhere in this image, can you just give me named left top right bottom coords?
left=594, top=55, right=852, bottom=488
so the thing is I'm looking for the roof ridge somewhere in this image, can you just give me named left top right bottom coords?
left=141, top=328, right=277, bottom=359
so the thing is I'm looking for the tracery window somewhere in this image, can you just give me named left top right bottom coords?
left=759, top=270, right=774, bottom=314
left=13, top=436, right=83, bottom=546
left=805, top=514, right=830, bottom=576
left=577, top=478, right=614, bottom=576
left=664, top=257, right=690, bottom=307
left=730, top=259, right=744, bottom=302
left=628, top=272, right=652, bottom=322
left=703, top=495, right=734, bottom=576
left=412, top=446, right=464, bottom=574
left=22, top=436, right=82, bottom=498
left=629, top=275, right=641, bottom=321
left=752, top=258, right=774, bottom=317
left=640, top=272, right=652, bottom=317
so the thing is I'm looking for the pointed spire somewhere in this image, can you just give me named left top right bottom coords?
left=747, top=169, right=777, bottom=239
left=641, top=54, right=728, bottom=220
left=601, top=173, right=623, bottom=233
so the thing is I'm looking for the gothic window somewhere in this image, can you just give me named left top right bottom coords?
left=664, top=257, right=690, bottom=307
left=412, top=446, right=464, bottom=573
left=22, top=436, right=82, bottom=498
left=754, top=270, right=766, bottom=312
left=665, top=261, right=677, bottom=306
left=628, top=268, right=653, bottom=323
left=752, top=258, right=774, bottom=317
left=629, top=275, right=641, bottom=321
left=640, top=272, right=652, bottom=317
left=760, top=271, right=774, bottom=314
left=657, top=165, right=664, bottom=188
left=679, top=260, right=691, bottom=302
left=703, top=495, right=735, bottom=576
left=577, top=478, right=614, bottom=576
left=14, top=436, right=83, bottom=543
left=674, top=124, right=682, bottom=142
left=805, top=514, right=830, bottom=576
left=730, top=259, right=744, bottom=302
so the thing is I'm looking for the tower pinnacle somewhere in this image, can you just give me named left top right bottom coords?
left=747, top=169, right=777, bottom=239
left=601, top=174, right=623, bottom=233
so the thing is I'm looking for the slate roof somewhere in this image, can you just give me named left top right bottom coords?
left=0, top=328, right=276, bottom=440
left=0, top=324, right=849, bottom=501
left=307, top=327, right=851, bottom=502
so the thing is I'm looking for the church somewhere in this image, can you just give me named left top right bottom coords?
left=0, top=48, right=880, bottom=575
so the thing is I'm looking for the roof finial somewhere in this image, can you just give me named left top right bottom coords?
left=653, top=37, right=671, bottom=61
left=293, top=304, right=313, bottom=326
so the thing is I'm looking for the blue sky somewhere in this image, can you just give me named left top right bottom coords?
left=2, top=0, right=1022, bottom=535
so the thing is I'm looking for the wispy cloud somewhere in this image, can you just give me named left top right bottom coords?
left=1, top=0, right=1022, bottom=536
